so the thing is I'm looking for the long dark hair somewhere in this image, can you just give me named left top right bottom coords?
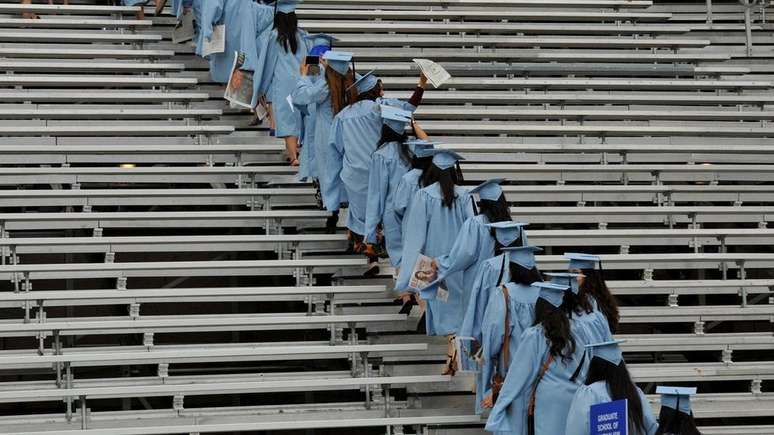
left=376, top=125, right=412, bottom=166
left=585, top=357, right=647, bottom=434
left=655, top=407, right=702, bottom=435
left=274, top=12, right=299, bottom=54
left=580, top=269, right=620, bottom=333
left=413, top=156, right=434, bottom=185
left=356, top=80, right=383, bottom=102
left=533, top=297, right=575, bottom=362
left=421, top=164, right=460, bottom=209
left=325, top=67, right=357, bottom=115
left=509, top=263, right=542, bottom=287
left=480, top=194, right=511, bottom=224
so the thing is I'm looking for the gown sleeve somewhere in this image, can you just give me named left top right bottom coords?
left=392, top=176, right=412, bottom=228
left=251, top=29, right=277, bottom=107
left=480, top=289, right=506, bottom=398
left=435, top=217, right=483, bottom=279
left=364, top=152, right=389, bottom=244
left=458, top=260, right=493, bottom=341
left=291, top=74, right=328, bottom=106
left=199, top=0, right=224, bottom=58
left=638, top=387, right=659, bottom=435
left=565, top=384, right=596, bottom=435
left=320, top=116, right=345, bottom=212
left=485, top=327, right=547, bottom=434
left=394, top=190, right=429, bottom=293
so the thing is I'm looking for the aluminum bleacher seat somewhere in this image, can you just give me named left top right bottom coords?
left=0, top=0, right=771, bottom=433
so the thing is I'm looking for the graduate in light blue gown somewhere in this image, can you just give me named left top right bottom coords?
left=198, top=0, right=274, bottom=83
left=292, top=34, right=334, bottom=182
left=654, top=386, right=700, bottom=435
left=254, top=0, right=310, bottom=165
left=565, top=340, right=658, bottom=435
left=431, top=179, right=529, bottom=295
left=363, top=105, right=417, bottom=268
left=392, top=140, right=437, bottom=264
left=324, top=71, right=420, bottom=260
left=484, top=281, right=613, bottom=435
left=291, top=50, right=356, bottom=223
left=459, top=243, right=539, bottom=346
left=396, top=150, right=474, bottom=338
left=476, top=245, right=543, bottom=416
left=566, top=252, right=621, bottom=333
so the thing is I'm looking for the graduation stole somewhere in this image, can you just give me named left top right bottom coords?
left=490, top=285, right=511, bottom=400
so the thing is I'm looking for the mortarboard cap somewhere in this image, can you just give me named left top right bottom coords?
left=380, top=105, right=413, bottom=134
left=275, top=0, right=300, bottom=14
left=545, top=272, right=582, bottom=295
left=424, top=149, right=464, bottom=170
left=485, top=221, right=528, bottom=246
left=346, top=70, right=379, bottom=95
left=405, top=139, right=438, bottom=154
left=305, top=33, right=336, bottom=56
left=533, top=281, right=569, bottom=308
left=322, top=51, right=352, bottom=75
left=565, top=252, right=602, bottom=270
left=585, top=339, right=626, bottom=366
left=657, top=386, right=697, bottom=414
left=470, top=178, right=505, bottom=202
left=501, top=245, right=541, bottom=269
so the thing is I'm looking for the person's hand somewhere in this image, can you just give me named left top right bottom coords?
left=480, top=394, right=494, bottom=409
left=418, top=72, right=428, bottom=89
left=300, top=61, right=309, bottom=76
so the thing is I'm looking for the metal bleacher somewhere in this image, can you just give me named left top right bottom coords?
left=0, top=0, right=771, bottom=434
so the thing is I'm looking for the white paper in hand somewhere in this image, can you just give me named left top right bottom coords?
left=413, top=58, right=451, bottom=88
left=286, top=94, right=295, bottom=113
left=254, top=103, right=268, bottom=121
left=202, top=24, right=226, bottom=57
left=172, top=11, right=195, bottom=44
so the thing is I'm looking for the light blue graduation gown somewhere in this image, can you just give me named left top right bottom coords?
left=291, top=74, right=321, bottom=181
left=434, top=214, right=490, bottom=295
left=289, top=69, right=342, bottom=204
left=478, top=282, right=539, bottom=416
left=459, top=253, right=510, bottom=343
left=322, top=99, right=381, bottom=234
left=392, top=168, right=423, bottom=265
left=364, top=141, right=411, bottom=267
left=254, top=29, right=310, bottom=137
left=485, top=315, right=613, bottom=435
left=199, top=0, right=273, bottom=84
left=396, top=184, right=475, bottom=336
left=565, top=382, right=658, bottom=435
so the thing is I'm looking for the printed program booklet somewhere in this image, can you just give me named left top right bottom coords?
left=224, top=51, right=254, bottom=110
left=412, top=58, right=451, bottom=88
left=201, top=24, right=225, bottom=57
left=172, top=10, right=195, bottom=44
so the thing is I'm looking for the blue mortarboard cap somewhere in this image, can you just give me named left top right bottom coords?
left=413, top=144, right=437, bottom=158
left=322, top=51, right=353, bottom=75
left=533, top=281, right=569, bottom=308
left=585, top=339, right=625, bottom=366
left=501, top=245, right=541, bottom=269
left=424, top=149, right=464, bottom=170
left=470, top=178, right=505, bottom=202
left=346, top=70, right=379, bottom=95
left=545, top=272, right=581, bottom=295
left=657, top=386, right=697, bottom=414
left=405, top=139, right=437, bottom=154
left=565, top=252, right=602, bottom=270
left=381, top=105, right=413, bottom=134
left=275, top=0, right=300, bottom=13
left=486, top=221, right=528, bottom=246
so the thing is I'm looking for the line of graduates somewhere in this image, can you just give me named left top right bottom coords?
left=363, top=160, right=704, bottom=434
